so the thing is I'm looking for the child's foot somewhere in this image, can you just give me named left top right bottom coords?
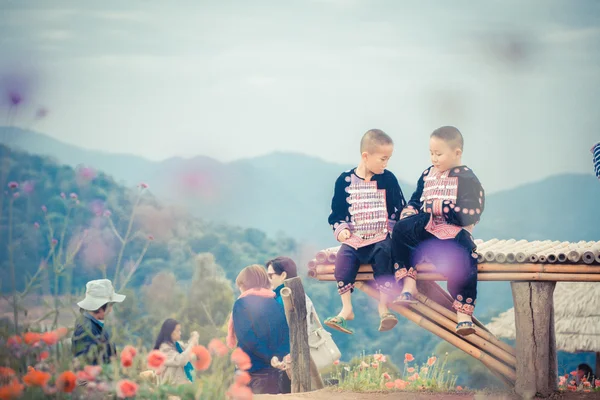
left=455, top=312, right=475, bottom=336
left=393, top=292, right=418, bottom=305
left=338, top=310, right=355, bottom=321
left=455, top=320, right=475, bottom=336
left=324, top=315, right=354, bottom=334
left=378, top=312, right=398, bottom=332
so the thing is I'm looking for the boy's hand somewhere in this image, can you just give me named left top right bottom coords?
left=400, top=210, right=416, bottom=219
left=337, top=229, right=351, bottom=242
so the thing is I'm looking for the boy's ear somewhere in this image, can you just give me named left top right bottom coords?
left=361, top=151, right=369, bottom=161
left=281, top=271, right=287, bottom=280
left=455, top=148, right=463, bottom=158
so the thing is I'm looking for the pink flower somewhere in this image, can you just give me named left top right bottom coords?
left=116, top=380, right=138, bottom=398
left=103, top=210, right=112, bottom=217
left=9, top=91, right=22, bottom=106
left=83, top=365, right=102, bottom=380
left=77, top=166, right=96, bottom=181
left=22, top=180, right=35, bottom=194
left=333, top=360, right=340, bottom=365
left=36, top=107, right=48, bottom=119
left=13, top=192, right=19, bottom=199
left=382, top=372, right=391, bottom=380
left=8, top=181, right=18, bottom=189
left=70, top=193, right=78, bottom=200
left=34, top=222, right=40, bottom=229
left=41, top=205, right=47, bottom=213
left=139, top=182, right=148, bottom=189
left=408, top=372, right=419, bottom=381
left=60, top=192, right=66, bottom=199
left=51, top=238, right=58, bottom=246
left=148, top=235, right=154, bottom=241
left=407, top=367, right=415, bottom=373
left=394, top=379, right=408, bottom=389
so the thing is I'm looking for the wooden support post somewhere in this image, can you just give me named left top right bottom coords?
left=511, top=281, right=558, bottom=398
left=281, top=277, right=311, bottom=393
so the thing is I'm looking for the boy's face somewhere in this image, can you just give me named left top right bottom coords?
left=362, top=143, right=393, bottom=175
left=267, top=264, right=286, bottom=289
left=429, top=137, right=462, bottom=172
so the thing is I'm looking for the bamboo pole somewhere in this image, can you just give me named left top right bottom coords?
left=528, top=241, right=561, bottom=263
left=516, top=240, right=542, bottom=263
left=567, top=241, right=590, bottom=263
left=410, top=300, right=516, bottom=367
left=414, top=292, right=517, bottom=357
left=583, top=243, right=600, bottom=265
left=312, top=263, right=600, bottom=276
left=314, top=272, right=600, bottom=282
left=281, top=280, right=311, bottom=393
left=484, top=240, right=508, bottom=262
left=537, top=241, right=570, bottom=264
left=355, top=282, right=517, bottom=383
left=502, top=240, right=528, bottom=263
left=315, top=247, right=339, bottom=264
left=491, top=239, right=517, bottom=263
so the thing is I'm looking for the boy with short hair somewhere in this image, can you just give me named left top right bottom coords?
left=325, top=129, right=406, bottom=334
left=392, top=126, right=485, bottom=336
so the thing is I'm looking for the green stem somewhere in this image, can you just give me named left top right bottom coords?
left=52, top=266, right=60, bottom=330
left=56, top=206, right=73, bottom=266
left=8, top=198, right=18, bottom=334
left=20, top=260, right=47, bottom=299
left=113, top=191, right=142, bottom=287
left=118, top=239, right=150, bottom=292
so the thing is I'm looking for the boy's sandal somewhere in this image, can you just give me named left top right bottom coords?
left=393, top=292, right=418, bottom=305
left=378, top=312, right=398, bottom=332
left=324, top=316, right=354, bottom=335
left=455, top=321, right=476, bottom=336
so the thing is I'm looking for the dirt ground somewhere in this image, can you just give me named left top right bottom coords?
left=255, top=389, right=599, bottom=400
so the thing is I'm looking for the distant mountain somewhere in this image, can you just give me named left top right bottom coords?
left=0, top=126, right=415, bottom=245
left=2, top=126, right=599, bottom=250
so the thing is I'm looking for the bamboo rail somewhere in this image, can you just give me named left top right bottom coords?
left=355, top=282, right=517, bottom=384
left=310, top=239, right=600, bottom=266
left=414, top=291, right=516, bottom=357
left=314, top=272, right=600, bottom=282
left=313, top=263, right=600, bottom=275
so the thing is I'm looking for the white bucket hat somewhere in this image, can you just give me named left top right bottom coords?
left=77, top=279, right=126, bottom=311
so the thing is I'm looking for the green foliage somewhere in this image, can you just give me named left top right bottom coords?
left=0, top=145, right=295, bottom=353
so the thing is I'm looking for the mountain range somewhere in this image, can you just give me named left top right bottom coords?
left=2, top=126, right=598, bottom=250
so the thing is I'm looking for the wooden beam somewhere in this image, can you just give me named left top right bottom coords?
left=281, top=278, right=311, bottom=393
left=511, top=282, right=558, bottom=397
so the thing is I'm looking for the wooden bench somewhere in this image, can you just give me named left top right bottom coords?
left=308, top=239, right=600, bottom=397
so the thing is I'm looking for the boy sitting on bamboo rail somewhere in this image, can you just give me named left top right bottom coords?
left=392, top=126, right=485, bottom=336
left=324, top=129, right=407, bottom=334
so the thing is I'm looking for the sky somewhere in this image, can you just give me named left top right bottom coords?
left=0, top=0, right=599, bottom=193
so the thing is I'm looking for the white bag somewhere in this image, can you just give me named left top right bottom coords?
left=308, top=308, right=341, bottom=372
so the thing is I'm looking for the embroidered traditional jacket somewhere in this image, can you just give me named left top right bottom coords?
left=401, top=165, right=485, bottom=239
left=328, top=168, right=406, bottom=249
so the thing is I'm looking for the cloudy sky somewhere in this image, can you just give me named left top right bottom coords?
left=1, top=0, right=599, bottom=192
